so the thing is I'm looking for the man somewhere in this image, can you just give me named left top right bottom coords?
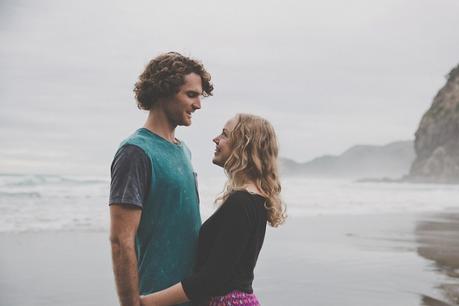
left=109, top=52, right=213, bottom=306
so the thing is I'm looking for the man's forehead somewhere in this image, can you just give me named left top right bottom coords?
left=182, top=73, right=203, bottom=91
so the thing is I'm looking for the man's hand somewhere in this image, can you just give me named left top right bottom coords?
left=110, top=204, right=142, bottom=306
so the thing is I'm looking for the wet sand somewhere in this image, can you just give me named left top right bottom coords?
left=1, top=212, right=458, bottom=306
left=256, top=213, right=440, bottom=306
left=415, top=212, right=459, bottom=305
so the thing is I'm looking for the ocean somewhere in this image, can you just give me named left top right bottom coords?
left=1, top=173, right=458, bottom=233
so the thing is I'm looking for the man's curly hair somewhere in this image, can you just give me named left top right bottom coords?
left=133, top=52, right=214, bottom=110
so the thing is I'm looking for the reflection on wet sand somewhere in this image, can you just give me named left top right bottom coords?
left=416, top=212, right=459, bottom=306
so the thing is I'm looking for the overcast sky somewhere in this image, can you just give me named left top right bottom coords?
left=1, top=0, right=459, bottom=176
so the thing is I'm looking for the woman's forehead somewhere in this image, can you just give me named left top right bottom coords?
left=224, top=117, right=237, bottom=130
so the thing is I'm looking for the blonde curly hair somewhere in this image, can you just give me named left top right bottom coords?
left=217, top=113, right=286, bottom=227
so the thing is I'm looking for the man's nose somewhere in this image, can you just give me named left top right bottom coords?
left=213, top=137, right=219, bottom=144
left=193, top=98, right=201, bottom=110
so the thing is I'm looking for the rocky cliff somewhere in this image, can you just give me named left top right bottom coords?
left=409, top=64, right=459, bottom=183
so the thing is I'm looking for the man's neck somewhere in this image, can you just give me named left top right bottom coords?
left=143, top=109, right=178, bottom=143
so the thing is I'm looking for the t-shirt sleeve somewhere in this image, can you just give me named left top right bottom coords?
left=181, top=193, right=254, bottom=301
left=109, top=144, right=151, bottom=208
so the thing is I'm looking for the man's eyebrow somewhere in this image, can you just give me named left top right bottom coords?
left=186, top=89, right=203, bottom=95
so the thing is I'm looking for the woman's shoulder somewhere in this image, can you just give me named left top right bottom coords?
left=224, top=190, right=266, bottom=212
left=227, top=189, right=265, bottom=201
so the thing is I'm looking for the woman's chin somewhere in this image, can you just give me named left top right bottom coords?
left=212, top=157, right=224, bottom=168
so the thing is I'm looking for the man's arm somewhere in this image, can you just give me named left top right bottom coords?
left=110, top=204, right=142, bottom=306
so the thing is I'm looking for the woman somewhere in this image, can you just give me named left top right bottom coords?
left=140, top=113, right=286, bottom=306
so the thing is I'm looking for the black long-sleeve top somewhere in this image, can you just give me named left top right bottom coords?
left=181, top=190, right=268, bottom=303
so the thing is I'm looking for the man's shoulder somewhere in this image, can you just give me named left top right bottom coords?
left=120, top=128, right=151, bottom=148
left=116, top=143, right=146, bottom=158
left=112, top=143, right=150, bottom=171
left=118, top=128, right=168, bottom=160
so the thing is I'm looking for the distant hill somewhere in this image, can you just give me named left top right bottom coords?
left=280, top=140, right=414, bottom=179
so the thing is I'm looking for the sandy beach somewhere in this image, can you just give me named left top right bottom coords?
left=1, top=211, right=458, bottom=306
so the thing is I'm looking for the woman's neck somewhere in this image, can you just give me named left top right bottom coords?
left=242, top=181, right=263, bottom=196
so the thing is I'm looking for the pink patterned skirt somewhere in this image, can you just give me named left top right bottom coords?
left=208, top=290, right=260, bottom=306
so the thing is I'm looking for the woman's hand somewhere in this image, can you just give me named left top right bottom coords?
left=139, top=283, right=189, bottom=306
left=140, top=294, right=159, bottom=306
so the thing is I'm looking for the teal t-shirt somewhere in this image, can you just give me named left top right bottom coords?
left=120, top=128, right=201, bottom=304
